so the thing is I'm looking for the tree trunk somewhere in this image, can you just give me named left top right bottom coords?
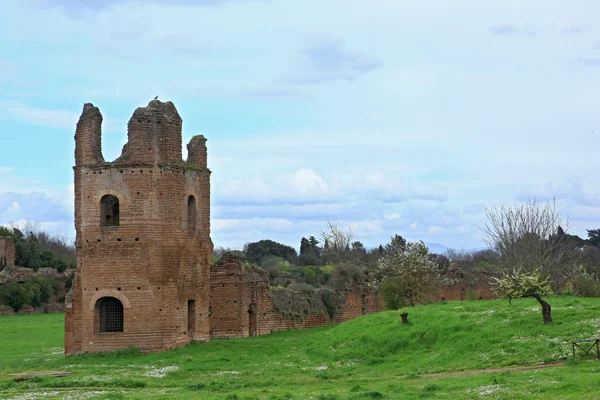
left=400, top=312, right=409, bottom=324
left=532, top=294, right=552, bottom=324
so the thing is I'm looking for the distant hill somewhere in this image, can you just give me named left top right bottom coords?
left=424, top=242, right=447, bottom=254
left=426, top=243, right=489, bottom=255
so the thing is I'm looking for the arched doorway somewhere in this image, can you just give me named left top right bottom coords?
left=362, top=293, right=368, bottom=315
left=188, top=299, right=196, bottom=335
left=248, top=303, right=257, bottom=337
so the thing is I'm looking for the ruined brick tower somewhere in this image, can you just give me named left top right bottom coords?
left=65, top=100, right=212, bottom=355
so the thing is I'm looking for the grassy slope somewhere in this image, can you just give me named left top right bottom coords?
left=0, top=296, right=599, bottom=399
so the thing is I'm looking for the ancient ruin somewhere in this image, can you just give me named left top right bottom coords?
left=209, top=254, right=383, bottom=339
left=65, top=100, right=212, bottom=355
left=64, top=100, right=382, bottom=355
left=0, top=238, right=15, bottom=271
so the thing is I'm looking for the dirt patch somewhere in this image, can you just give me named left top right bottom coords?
left=424, top=362, right=565, bottom=378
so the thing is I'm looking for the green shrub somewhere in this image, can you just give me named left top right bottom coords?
left=0, top=276, right=62, bottom=311
left=1, top=226, right=76, bottom=272
left=0, top=282, right=30, bottom=312
left=320, top=288, right=340, bottom=319
left=572, top=271, right=600, bottom=297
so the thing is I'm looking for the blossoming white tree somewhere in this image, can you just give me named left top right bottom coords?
left=374, top=236, right=449, bottom=309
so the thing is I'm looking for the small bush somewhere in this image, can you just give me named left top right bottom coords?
left=363, top=392, right=384, bottom=398
left=572, top=271, right=600, bottom=297
left=317, top=395, right=340, bottom=400
left=423, top=384, right=439, bottom=392
left=0, top=276, right=63, bottom=312
left=188, top=382, right=206, bottom=391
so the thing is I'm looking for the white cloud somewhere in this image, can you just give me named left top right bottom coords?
left=6, top=201, right=20, bottom=214
left=216, top=169, right=344, bottom=205
left=0, top=100, right=79, bottom=129
left=428, top=226, right=443, bottom=234
left=0, top=100, right=123, bottom=131
left=1, top=0, right=599, bottom=251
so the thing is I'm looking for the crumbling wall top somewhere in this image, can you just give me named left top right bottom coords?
left=75, top=103, right=104, bottom=166
left=115, top=100, right=183, bottom=165
left=187, top=135, right=208, bottom=169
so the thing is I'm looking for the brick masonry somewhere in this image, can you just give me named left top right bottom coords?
left=439, top=282, right=495, bottom=301
left=0, top=266, right=72, bottom=285
left=209, top=254, right=384, bottom=339
left=65, top=101, right=213, bottom=355
left=0, top=238, right=15, bottom=270
left=63, top=100, right=492, bottom=356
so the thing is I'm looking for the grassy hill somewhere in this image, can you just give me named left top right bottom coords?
left=0, top=296, right=599, bottom=399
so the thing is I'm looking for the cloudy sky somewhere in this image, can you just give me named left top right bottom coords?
left=0, top=0, right=599, bottom=252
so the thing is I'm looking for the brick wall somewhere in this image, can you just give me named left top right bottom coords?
left=0, top=266, right=72, bottom=285
left=66, top=100, right=213, bottom=355
left=209, top=255, right=383, bottom=339
left=65, top=100, right=386, bottom=356
left=0, top=238, right=15, bottom=270
left=439, top=282, right=496, bottom=301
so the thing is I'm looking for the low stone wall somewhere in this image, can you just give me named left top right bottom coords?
left=0, top=267, right=73, bottom=314
left=0, top=266, right=73, bottom=285
left=0, top=302, right=64, bottom=316
left=0, top=305, right=14, bottom=315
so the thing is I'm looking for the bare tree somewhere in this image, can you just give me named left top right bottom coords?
left=482, top=198, right=580, bottom=323
left=321, top=218, right=355, bottom=264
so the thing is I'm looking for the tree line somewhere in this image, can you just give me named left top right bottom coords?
left=0, top=224, right=76, bottom=272
left=215, top=199, right=600, bottom=325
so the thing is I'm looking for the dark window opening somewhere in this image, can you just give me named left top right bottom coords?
left=248, top=303, right=257, bottom=337
left=97, top=297, right=123, bottom=333
left=187, top=195, right=196, bottom=232
left=188, top=300, right=196, bottom=335
left=100, top=195, right=120, bottom=227
left=362, top=293, right=368, bottom=315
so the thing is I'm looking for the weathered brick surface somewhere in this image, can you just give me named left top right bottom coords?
left=65, top=100, right=213, bottom=355
left=0, top=266, right=71, bottom=285
left=65, top=100, right=387, bottom=356
left=334, top=287, right=383, bottom=324
left=439, top=283, right=496, bottom=301
left=0, top=238, right=15, bottom=270
left=0, top=305, right=14, bottom=315
left=209, top=255, right=383, bottom=339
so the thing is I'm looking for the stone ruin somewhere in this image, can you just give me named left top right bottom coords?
left=0, top=238, right=15, bottom=271
left=64, top=100, right=382, bottom=355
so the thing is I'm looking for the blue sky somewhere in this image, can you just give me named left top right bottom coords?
left=1, top=0, right=599, bottom=252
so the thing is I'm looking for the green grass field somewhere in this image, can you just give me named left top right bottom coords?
left=1, top=296, right=600, bottom=399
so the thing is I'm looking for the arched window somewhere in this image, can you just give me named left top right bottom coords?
left=100, top=195, right=119, bottom=227
left=96, top=297, right=123, bottom=332
left=187, top=195, right=196, bottom=231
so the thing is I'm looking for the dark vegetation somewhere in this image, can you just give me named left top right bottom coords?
left=213, top=216, right=600, bottom=324
left=0, top=224, right=75, bottom=312
left=0, top=225, right=75, bottom=272
left=0, top=276, right=64, bottom=312
left=2, top=199, right=600, bottom=319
